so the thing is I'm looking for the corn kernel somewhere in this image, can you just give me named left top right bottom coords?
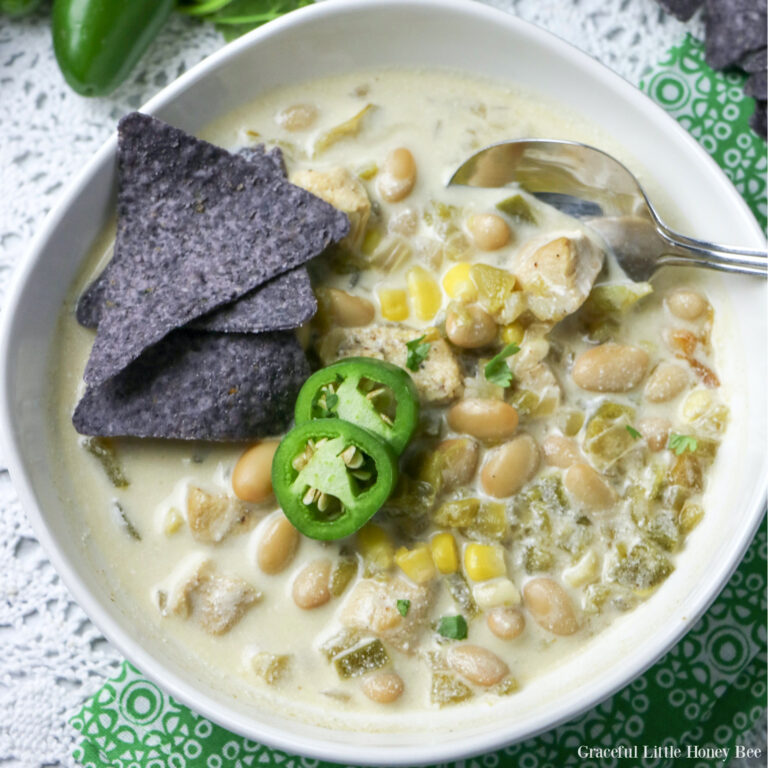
left=472, top=578, right=520, bottom=609
left=682, top=389, right=712, bottom=421
left=407, top=266, right=442, bottom=321
left=442, top=262, right=478, bottom=301
left=378, top=288, right=409, bottom=322
left=500, top=321, right=525, bottom=346
left=464, top=543, right=506, bottom=581
left=163, top=508, right=183, bottom=536
left=357, top=523, right=395, bottom=571
left=395, top=544, right=436, bottom=584
left=430, top=532, right=459, bottom=574
left=563, top=550, right=600, bottom=587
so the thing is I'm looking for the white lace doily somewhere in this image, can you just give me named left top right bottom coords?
left=0, top=3, right=707, bottom=765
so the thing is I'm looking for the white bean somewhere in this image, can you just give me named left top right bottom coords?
left=447, top=399, right=519, bottom=441
left=362, top=671, right=404, bottom=703
left=564, top=462, right=615, bottom=509
left=666, top=289, right=708, bottom=321
left=487, top=606, right=525, bottom=640
left=292, top=559, right=331, bottom=610
left=467, top=213, right=511, bottom=251
left=446, top=644, right=509, bottom=686
left=445, top=304, right=497, bottom=349
left=572, top=344, right=649, bottom=392
left=481, top=435, right=539, bottom=497
left=232, top=440, right=279, bottom=503
left=257, top=515, right=299, bottom=574
left=644, top=362, right=688, bottom=403
left=523, top=578, right=579, bottom=635
left=378, top=148, right=416, bottom=202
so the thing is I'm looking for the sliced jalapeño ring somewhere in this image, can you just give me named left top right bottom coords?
left=294, top=357, right=419, bottom=454
left=271, top=418, right=398, bottom=541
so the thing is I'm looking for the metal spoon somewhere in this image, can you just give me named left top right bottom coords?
left=448, top=139, right=767, bottom=281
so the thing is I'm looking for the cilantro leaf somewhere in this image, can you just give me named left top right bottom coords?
left=668, top=433, right=698, bottom=455
left=396, top=599, right=410, bottom=617
left=626, top=425, right=642, bottom=440
left=437, top=614, right=468, bottom=640
left=405, top=335, right=430, bottom=372
left=484, top=342, right=521, bottom=387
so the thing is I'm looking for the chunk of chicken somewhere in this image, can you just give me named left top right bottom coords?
left=318, top=325, right=462, bottom=405
left=186, top=486, right=255, bottom=544
left=339, top=576, right=434, bottom=653
left=160, top=556, right=260, bottom=635
left=514, top=232, right=604, bottom=322
left=291, top=167, right=371, bottom=250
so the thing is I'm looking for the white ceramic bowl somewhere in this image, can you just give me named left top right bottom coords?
left=1, top=1, right=766, bottom=764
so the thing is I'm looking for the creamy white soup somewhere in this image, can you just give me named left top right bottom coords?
left=49, top=69, right=729, bottom=724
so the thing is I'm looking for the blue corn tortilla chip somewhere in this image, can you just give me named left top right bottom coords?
left=190, top=267, right=317, bottom=333
left=745, top=69, right=767, bottom=99
left=238, top=144, right=287, bottom=175
left=705, top=0, right=767, bottom=70
left=78, top=265, right=316, bottom=334
left=73, top=330, right=309, bottom=441
left=83, top=113, right=348, bottom=385
left=658, top=0, right=703, bottom=21
left=740, top=46, right=767, bottom=73
left=76, top=145, right=316, bottom=333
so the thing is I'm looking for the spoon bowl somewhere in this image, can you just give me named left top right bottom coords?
left=449, top=139, right=767, bottom=281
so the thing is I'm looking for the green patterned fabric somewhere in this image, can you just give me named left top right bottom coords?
left=71, top=36, right=767, bottom=768
left=641, top=35, right=767, bottom=232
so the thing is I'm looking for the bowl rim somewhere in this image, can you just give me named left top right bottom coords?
left=1, top=0, right=766, bottom=764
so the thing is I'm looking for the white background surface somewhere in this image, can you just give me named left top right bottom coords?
left=0, top=1, right=712, bottom=765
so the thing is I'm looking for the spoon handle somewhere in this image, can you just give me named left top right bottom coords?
left=654, top=220, right=767, bottom=277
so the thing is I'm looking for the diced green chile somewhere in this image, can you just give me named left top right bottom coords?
left=320, top=629, right=361, bottom=661
left=443, top=573, right=478, bottom=617
left=329, top=556, right=358, bottom=596
left=496, top=194, right=536, bottom=224
left=333, top=639, right=389, bottom=678
left=294, top=358, right=419, bottom=454
left=82, top=436, right=129, bottom=488
left=272, top=419, right=397, bottom=540
left=431, top=670, right=473, bottom=706
left=112, top=501, right=140, bottom=541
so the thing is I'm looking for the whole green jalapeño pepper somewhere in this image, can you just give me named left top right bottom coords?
left=52, top=0, right=174, bottom=97
left=294, top=358, right=419, bottom=454
left=272, top=419, right=398, bottom=541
